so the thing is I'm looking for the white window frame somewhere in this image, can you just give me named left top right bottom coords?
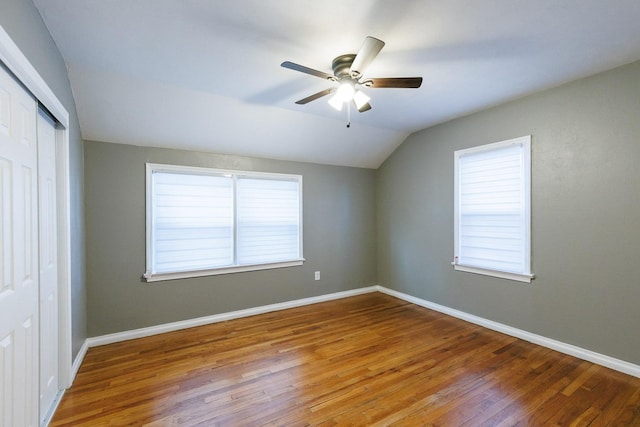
left=144, top=163, right=304, bottom=282
left=453, top=135, right=534, bottom=283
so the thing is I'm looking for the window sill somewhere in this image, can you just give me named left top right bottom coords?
left=452, top=263, right=534, bottom=283
left=143, top=259, right=305, bottom=282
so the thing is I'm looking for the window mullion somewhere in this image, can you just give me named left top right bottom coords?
left=232, top=174, right=239, bottom=267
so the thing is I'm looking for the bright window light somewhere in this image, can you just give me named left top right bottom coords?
left=144, top=163, right=304, bottom=281
left=453, top=135, right=533, bottom=283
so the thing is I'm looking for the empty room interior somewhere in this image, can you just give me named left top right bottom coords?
left=2, top=0, right=640, bottom=425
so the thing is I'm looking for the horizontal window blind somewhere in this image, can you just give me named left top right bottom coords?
left=152, top=172, right=234, bottom=273
left=145, top=164, right=303, bottom=280
left=454, top=136, right=531, bottom=279
left=237, top=177, right=300, bottom=265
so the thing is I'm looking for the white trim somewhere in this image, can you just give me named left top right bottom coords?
left=144, top=259, right=306, bottom=282
left=0, top=25, right=68, bottom=128
left=0, top=21, right=74, bottom=396
left=86, top=287, right=378, bottom=347
left=55, top=126, right=73, bottom=388
left=71, top=339, right=89, bottom=381
left=376, top=286, right=640, bottom=378
left=452, top=264, right=534, bottom=283
left=40, top=389, right=65, bottom=427
left=76, top=285, right=638, bottom=386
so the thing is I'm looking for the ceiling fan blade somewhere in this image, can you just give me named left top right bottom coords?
left=362, top=77, right=423, bottom=88
left=350, top=36, right=385, bottom=78
left=281, top=61, right=336, bottom=81
left=295, top=87, right=337, bottom=104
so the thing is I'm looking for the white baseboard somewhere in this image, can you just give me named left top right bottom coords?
left=73, top=284, right=639, bottom=384
left=86, top=286, right=378, bottom=348
left=41, top=388, right=65, bottom=427
left=71, top=340, right=89, bottom=381
left=375, top=285, right=640, bottom=378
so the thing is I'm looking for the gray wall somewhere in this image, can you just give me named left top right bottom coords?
left=378, top=60, right=640, bottom=365
left=84, top=141, right=377, bottom=336
left=1, top=0, right=87, bottom=358
left=9, top=0, right=637, bottom=367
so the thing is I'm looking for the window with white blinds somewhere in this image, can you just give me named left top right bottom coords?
left=144, top=164, right=303, bottom=281
left=237, top=177, right=301, bottom=265
left=453, top=136, right=533, bottom=283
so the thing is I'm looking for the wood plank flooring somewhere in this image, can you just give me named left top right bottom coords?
left=51, top=292, right=640, bottom=426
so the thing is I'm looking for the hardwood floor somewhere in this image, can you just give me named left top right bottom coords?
left=52, top=292, right=640, bottom=426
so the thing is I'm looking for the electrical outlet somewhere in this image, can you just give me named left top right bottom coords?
left=314, top=271, right=320, bottom=281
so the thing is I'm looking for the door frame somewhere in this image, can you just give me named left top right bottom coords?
left=0, top=23, right=73, bottom=393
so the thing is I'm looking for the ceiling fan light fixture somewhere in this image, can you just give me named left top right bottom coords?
left=353, top=90, right=370, bottom=110
left=336, top=81, right=355, bottom=102
left=328, top=93, right=343, bottom=111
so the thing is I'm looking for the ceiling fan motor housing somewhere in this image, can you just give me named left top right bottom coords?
left=332, top=54, right=357, bottom=79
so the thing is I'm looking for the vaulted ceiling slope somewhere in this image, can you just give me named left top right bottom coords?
left=33, top=0, right=640, bottom=168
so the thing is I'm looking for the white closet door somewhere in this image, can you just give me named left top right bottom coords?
left=37, top=109, right=59, bottom=423
left=0, top=66, right=40, bottom=426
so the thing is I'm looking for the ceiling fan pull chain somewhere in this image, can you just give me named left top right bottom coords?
left=347, top=102, right=351, bottom=128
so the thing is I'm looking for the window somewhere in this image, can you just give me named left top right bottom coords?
left=144, top=163, right=303, bottom=282
left=453, top=135, right=533, bottom=283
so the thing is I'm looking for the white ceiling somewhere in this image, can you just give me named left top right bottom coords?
left=34, top=0, right=640, bottom=168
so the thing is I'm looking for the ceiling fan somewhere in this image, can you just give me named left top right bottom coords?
left=281, top=36, right=422, bottom=126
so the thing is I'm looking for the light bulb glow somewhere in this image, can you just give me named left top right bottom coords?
left=336, top=82, right=355, bottom=102
left=329, top=80, right=365, bottom=112
left=328, top=93, right=343, bottom=111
